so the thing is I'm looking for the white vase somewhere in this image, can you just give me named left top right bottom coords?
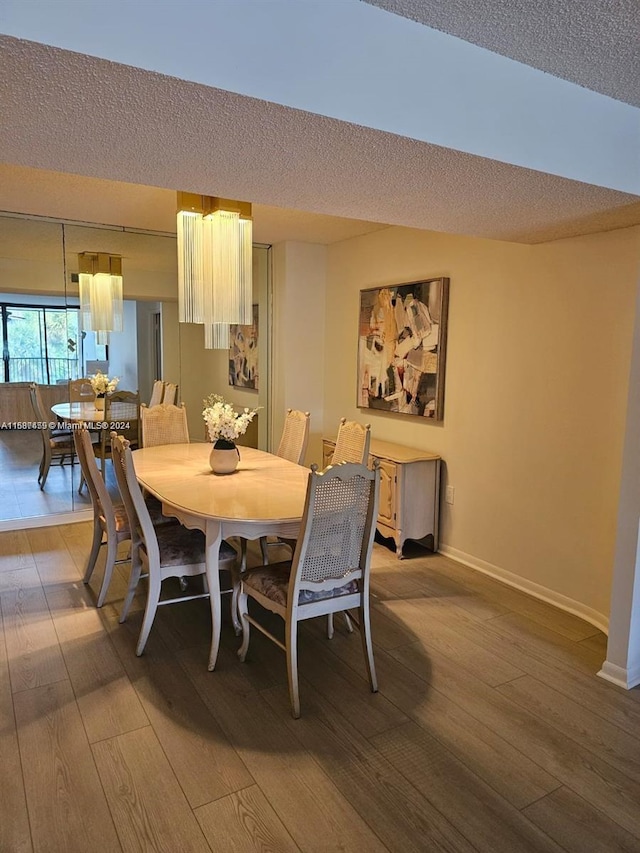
left=95, top=395, right=105, bottom=412
left=209, top=443, right=240, bottom=475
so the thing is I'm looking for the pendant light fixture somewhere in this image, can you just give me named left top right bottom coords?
left=177, top=192, right=252, bottom=349
left=77, top=252, right=124, bottom=335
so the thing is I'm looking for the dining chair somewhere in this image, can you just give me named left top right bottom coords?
left=324, top=418, right=372, bottom=638
left=331, top=417, right=371, bottom=465
left=76, top=425, right=176, bottom=609
left=276, top=408, right=311, bottom=464
left=161, top=382, right=179, bottom=405
left=68, top=378, right=95, bottom=403
left=95, top=389, right=141, bottom=475
left=148, top=379, right=165, bottom=407
left=111, top=433, right=239, bottom=655
left=28, top=382, right=76, bottom=489
left=238, top=461, right=381, bottom=718
left=74, top=425, right=133, bottom=607
left=140, top=402, right=189, bottom=447
left=259, top=409, right=311, bottom=564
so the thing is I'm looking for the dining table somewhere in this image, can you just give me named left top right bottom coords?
left=131, top=442, right=311, bottom=670
left=52, top=400, right=140, bottom=473
left=51, top=400, right=139, bottom=425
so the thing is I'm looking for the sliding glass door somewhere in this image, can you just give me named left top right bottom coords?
left=1, top=303, right=81, bottom=384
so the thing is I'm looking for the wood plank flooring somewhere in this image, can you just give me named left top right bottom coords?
left=1, top=522, right=639, bottom=852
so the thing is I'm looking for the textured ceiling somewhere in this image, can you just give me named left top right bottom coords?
left=0, top=164, right=387, bottom=246
left=1, top=35, right=639, bottom=245
left=365, top=0, right=640, bottom=107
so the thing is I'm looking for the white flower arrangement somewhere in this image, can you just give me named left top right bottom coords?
left=203, top=394, right=259, bottom=447
left=88, top=371, right=119, bottom=396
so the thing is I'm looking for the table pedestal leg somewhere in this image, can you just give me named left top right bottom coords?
left=205, top=520, right=223, bottom=671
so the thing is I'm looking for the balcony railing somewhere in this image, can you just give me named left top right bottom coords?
left=2, top=357, right=81, bottom=384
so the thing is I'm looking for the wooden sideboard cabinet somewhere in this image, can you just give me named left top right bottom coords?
left=322, top=438, right=441, bottom=558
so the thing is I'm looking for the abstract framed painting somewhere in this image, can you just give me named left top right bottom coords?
left=229, top=304, right=259, bottom=390
left=358, top=277, right=449, bottom=420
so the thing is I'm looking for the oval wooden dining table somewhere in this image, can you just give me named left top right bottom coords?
left=131, top=443, right=311, bottom=670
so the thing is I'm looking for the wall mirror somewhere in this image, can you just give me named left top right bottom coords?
left=0, top=212, right=271, bottom=525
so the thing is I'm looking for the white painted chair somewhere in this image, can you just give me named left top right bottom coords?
left=148, top=380, right=165, bottom=407
left=331, top=417, right=371, bottom=465
left=68, top=378, right=95, bottom=403
left=276, top=409, right=310, bottom=464
left=140, top=402, right=189, bottom=447
left=238, top=461, right=380, bottom=718
left=74, top=425, right=132, bottom=608
left=111, top=433, right=238, bottom=654
left=258, top=409, right=311, bottom=566
left=161, top=382, right=179, bottom=405
left=29, top=382, right=76, bottom=489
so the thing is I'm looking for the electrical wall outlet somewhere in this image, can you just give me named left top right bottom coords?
left=445, top=485, right=455, bottom=505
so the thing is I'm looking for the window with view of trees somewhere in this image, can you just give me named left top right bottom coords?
left=1, top=304, right=82, bottom=384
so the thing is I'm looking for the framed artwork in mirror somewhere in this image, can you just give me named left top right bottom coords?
left=357, top=277, right=449, bottom=420
left=229, top=304, right=259, bottom=389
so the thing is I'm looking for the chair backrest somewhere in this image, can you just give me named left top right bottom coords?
left=28, top=382, right=51, bottom=444
left=162, top=382, right=179, bottom=405
left=140, top=402, right=189, bottom=447
left=331, top=418, right=371, bottom=465
left=74, top=425, right=117, bottom=526
left=111, top=433, right=159, bottom=565
left=69, top=378, right=95, bottom=403
left=105, top=389, right=141, bottom=448
left=276, top=409, right=310, bottom=465
left=149, top=380, right=165, bottom=407
left=290, top=461, right=380, bottom=597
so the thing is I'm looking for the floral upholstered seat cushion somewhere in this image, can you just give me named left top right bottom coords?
left=242, top=562, right=358, bottom=608
left=154, top=524, right=237, bottom=568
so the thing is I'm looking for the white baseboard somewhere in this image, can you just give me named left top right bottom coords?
left=439, top=543, right=609, bottom=635
left=597, top=660, right=640, bottom=690
left=0, top=509, right=92, bottom=532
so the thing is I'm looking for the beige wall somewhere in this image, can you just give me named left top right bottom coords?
left=178, top=247, right=270, bottom=446
left=321, top=224, right=640, bottom=626
left=272, top=241, right=326, bottom=466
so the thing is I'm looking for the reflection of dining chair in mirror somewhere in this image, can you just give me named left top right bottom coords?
left=95, top=390, right=141, bottom=475
left=331, top=417, right=371, bottom=465
left=111, top=433, right=238, bottom=654
left=259, top=409, right=311, bottom=565
left=161, top=382, right=179, bottom=405
left=149, top=380, right=165, bottom=407
left=28, top=382, right=76, bottom=489
left=140, top=402, right=189, bottom=447
left=68, top=378, right=95, bottom=403
left=238, top=461, right=381, bottom=718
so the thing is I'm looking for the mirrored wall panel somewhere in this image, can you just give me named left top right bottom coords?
left=0, top=212, right=271, bottom=524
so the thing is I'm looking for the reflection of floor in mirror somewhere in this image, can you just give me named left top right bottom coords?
left=0, top=429, right=97, bottom=520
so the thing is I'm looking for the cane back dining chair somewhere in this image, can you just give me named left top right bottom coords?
left=238, top=460, right=381, bottom=718
left=140, top=402, right=189, bottom=447
left=74, top=425, right=132, bottom=608
left=75, top=425, right=174, bottom=609
left=95, top=389, right=141, bottom=476
left=148, top=380, right=165, bottom=407
left=111, top=433, right=239, bottom=655
left=29, top=382, right=76, bottom=489
left=68, top=378, right=95, bottom=404
left=161, top=382, right=179, bottom=405
left=258, top=409, right=311, bottom=566
left=331, top=417, right=371, bottom=465
left=277, top=409, right=311, bottom=464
